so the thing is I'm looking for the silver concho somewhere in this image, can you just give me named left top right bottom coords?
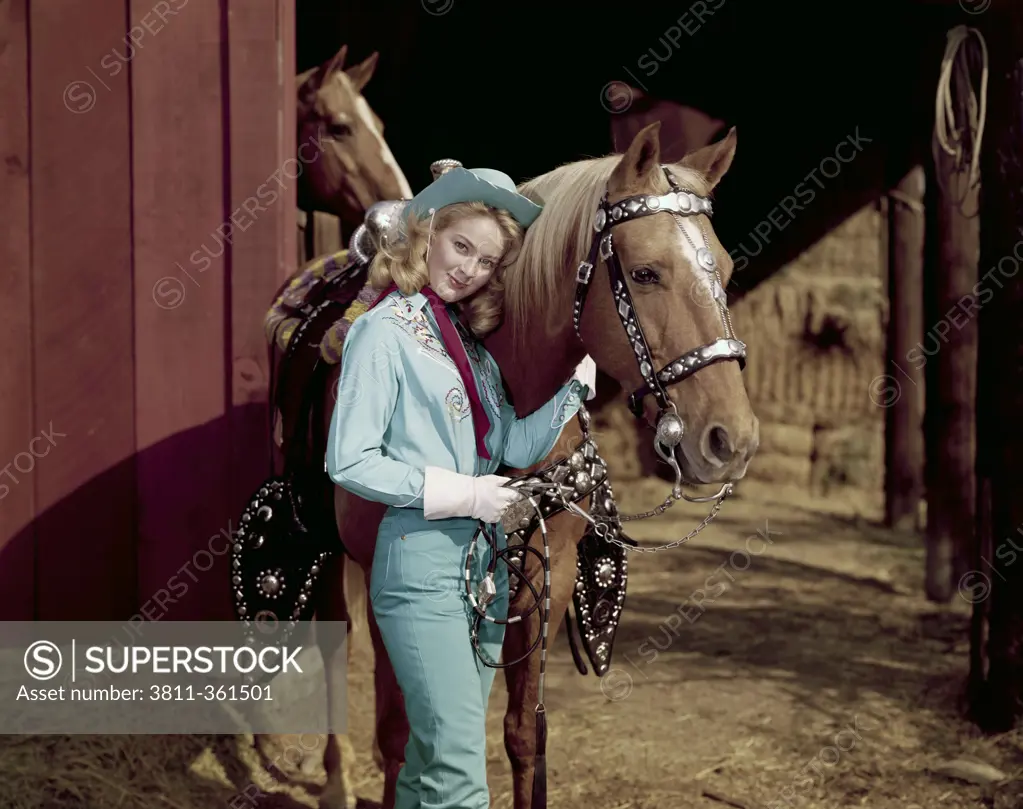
left=573, top=471, right=592, bottom=492
left=655, top=413, right=685, bottom=447
left=696, top=247, right=716, bottom=271
left=260, top=571, right=283, bottom=596
left=594, top=558, right=616, bottom=587
left=594, top=208, right=606, bottom=232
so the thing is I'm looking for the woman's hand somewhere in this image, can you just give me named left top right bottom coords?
left=424, top=467, right=524, bottom=523
left=468, top=475, right=524, bottom=523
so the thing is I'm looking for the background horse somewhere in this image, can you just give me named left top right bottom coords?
left=277, top=122, right=758, bottom=809
left=296, top=44, right=413, bottom=237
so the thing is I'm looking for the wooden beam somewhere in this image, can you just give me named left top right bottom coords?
left=884, top=166, right=926, bottom=530
left=970, top=7, right=1023, bottom=732
left=924, top=55, right=981, bottom=602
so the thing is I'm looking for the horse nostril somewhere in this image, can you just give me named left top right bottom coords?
left=707, top=425, right=734, bottom=464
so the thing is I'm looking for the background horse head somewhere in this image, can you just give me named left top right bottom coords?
left=297, top=44, right=413, bottom=232
left=490, top=122, right=759, bottom=485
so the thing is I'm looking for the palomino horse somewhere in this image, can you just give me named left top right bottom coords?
left=297, top=44, right=413, bottom=235
left=303, top=122, right=759, bottom=809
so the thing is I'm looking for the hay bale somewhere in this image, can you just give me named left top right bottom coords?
left=802, top=280, right=887, bottom=359
left=757, top=421, right=814, bottom=458
left=752, top=400, right=816, bottom=427
left=746, top=452, right=812, bottom=486
left=810, top=424, right=884, bottom=492
left=730, top=204, right=888, bottom=437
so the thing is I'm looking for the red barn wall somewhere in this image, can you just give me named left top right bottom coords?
left=0, top=0, right=296, bottom=621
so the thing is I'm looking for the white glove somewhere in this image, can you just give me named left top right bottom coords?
left=571, top=355, right=597, bottom=401
left=423, top=466, right=524, bottom=523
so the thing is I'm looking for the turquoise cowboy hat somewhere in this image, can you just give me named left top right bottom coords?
left=406, top=167, right=543, bottom=228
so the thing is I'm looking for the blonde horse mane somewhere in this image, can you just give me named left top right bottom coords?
left=504, top=155, right=710, bottom=341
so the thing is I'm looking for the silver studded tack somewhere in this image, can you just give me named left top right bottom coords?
left=696, top=247, right=716, bottom=270
left=260, top=571, right=283, bottom=597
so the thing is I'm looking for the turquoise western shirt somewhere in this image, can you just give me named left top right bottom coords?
left=326, top=288, right=586, bottom=509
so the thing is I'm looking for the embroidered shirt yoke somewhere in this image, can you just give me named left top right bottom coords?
left=326, top=289, right=586, bottom=509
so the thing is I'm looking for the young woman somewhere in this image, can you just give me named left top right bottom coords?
left=326, top=166, right=595, bottom=809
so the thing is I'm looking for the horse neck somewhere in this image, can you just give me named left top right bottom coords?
left=484, top=275, right=587, bottom=418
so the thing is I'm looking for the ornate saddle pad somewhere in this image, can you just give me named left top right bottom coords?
left=264, top=248, right=378, bottom=366
left=234, top=250, right=375, bottom=660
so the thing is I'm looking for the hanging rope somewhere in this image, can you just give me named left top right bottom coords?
left=932, top=25, right=989, bottom=217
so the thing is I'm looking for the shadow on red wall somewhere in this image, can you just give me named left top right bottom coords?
left=0, top=404, right=279, bottom=623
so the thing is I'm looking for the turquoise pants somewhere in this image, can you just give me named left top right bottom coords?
left=370, top=507, right=509, bottom=809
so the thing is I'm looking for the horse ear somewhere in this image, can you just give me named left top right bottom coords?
left=296, top=44, right=348, bottom=97
left=323, top=44, right=349, bottom=78
left=679, top=126, right=737, bottom=190
left=608, top=121, right=662, bottom=192
left=345, top=51, right=379, bottom=93
left=296, top=65, right=318, bottom=93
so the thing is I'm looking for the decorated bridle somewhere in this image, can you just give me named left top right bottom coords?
left=572, top=166, right=747, bottom=518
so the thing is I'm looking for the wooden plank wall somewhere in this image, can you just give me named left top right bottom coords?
left=0, top=0, right=295, bottom=620
left=0, top=0, right=35, bottom=620
left=31, top=0, right=137, bottom=620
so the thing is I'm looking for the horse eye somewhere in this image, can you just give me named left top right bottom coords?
left=630, top=267, right=659, bottom=285
left=327, top=121, right=351, bottom=138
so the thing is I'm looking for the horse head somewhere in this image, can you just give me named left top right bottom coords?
left=492, top=122, right=758, bottom=487
left=296, top=45, right=413, bottom=230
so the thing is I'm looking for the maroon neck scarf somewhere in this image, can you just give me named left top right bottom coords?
left=370, top=283, right=492, bottom=460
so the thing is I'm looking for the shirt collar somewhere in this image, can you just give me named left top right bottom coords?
left=390, top=287, right=468, bottom=321
left=380, top=288, right=429, bottom=315
left=387, top=287, right=476, bottom=342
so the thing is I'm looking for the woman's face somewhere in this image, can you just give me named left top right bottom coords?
left=426, top=214, right=505, bottom=303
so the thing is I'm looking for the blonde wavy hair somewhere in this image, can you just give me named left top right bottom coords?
left=367, top=201, right=525, bottom=337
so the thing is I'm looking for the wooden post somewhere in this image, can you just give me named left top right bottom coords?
left=924, top=59, right=981, bottom=603
left=970, top=8, right=1023, bottom=732
left=884, top=166, right=926, bottom=530
left=312, top=210, right=343, bottom=257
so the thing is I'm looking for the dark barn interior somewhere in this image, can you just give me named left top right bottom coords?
left=298, top=0, right=963, bottom=299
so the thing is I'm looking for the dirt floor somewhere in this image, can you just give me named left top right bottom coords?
left=3, top=479, right=1022, bottom=809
